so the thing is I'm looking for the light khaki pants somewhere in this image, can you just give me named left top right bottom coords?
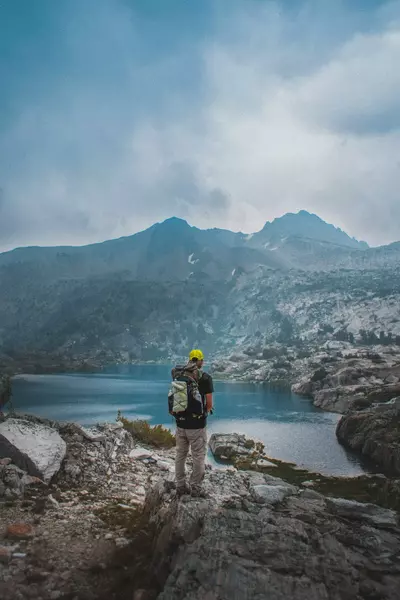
left=175, top=427, right=207, bottom=488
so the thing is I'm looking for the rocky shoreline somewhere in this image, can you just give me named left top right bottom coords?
left=0, top=414, right=399, bottom=599
left=337, top=402, right=400, bottom=475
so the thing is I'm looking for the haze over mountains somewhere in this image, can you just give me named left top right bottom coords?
left=0, top=210, right=398, bottom=284
left=0, top=210, right=399, bottom=364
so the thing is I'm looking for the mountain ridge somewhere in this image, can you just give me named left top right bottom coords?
left=1, top=209, right=399, bottom=363
left=0, top=210, right=373, bottom=258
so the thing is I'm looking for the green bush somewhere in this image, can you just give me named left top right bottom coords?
left=244, top=439, right=255, bottom=450
left=117, top=411, right=176, bottom=449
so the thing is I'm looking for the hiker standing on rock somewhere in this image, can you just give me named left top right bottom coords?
left=169, top=349, right=214, bottom=497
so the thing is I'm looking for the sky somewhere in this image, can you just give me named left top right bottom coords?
left=1, top=0, right=400, bottom=251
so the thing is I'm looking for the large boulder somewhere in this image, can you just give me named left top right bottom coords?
left=336, top=404, right=400, bottom=474
left=209, top=433, right=258, bottom=460
left=312, top=385, right=368, bottom=413
left=0, top=418, right=66, bottom=482
left=146, top=470, right=400, bottom=600
left=292, top=353, right=400, bottom=414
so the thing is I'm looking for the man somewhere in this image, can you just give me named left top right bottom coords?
left=170, top=349, right=214, bottom=497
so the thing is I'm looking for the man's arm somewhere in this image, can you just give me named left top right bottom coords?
left=201, top=372, right=214, bottom=413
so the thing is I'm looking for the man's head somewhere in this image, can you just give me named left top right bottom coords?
left=189, top=348, right=204, bottom=368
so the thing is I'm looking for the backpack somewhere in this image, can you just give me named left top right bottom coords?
left=168, top=365, right=205, bottom=417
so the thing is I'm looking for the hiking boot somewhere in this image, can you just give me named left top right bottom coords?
left=176, top=484, right=190, bottom=497
left=190, top=485, right=207, bottom=498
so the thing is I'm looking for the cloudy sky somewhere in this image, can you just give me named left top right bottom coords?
left=1, top=0, right=400, bottom=251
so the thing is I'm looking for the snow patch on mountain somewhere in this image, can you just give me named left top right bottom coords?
left=188, top=253, right=199, bottom=265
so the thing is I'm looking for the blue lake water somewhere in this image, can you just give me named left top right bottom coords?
left=12, top=364, right=367, bottom=476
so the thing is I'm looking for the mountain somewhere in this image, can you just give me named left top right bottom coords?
left=251, top=210, right=368, bottom=250
left=0, top=216, right=284, bottom=284
left=0, top=211, right=392, bottom=285
left=1, top=211, right=400, bottom=364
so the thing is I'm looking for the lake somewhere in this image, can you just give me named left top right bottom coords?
left=12, top=364, right=367, bottom=476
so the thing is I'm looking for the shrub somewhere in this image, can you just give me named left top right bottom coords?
left=117, top=411, right=175, bottom=449
left=311, top=367, right=328, bottom=382
left=272, top=360, right=292, bottom=370
left=262, top=347, right=281, bottom=360
left=244, top=439, right=255, bottom=450
left=297, top=350, right=311, bottom=359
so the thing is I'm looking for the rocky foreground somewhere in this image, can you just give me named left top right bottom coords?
left=150, top=470, right=400, bottom=600
left=0, top=415, right=400, bottom=599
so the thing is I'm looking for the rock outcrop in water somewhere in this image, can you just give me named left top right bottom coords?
left=336, top=400, right=400, bottom=474
left=0, top=415, right=400, bottom=600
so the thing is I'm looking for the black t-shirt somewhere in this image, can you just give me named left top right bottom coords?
left=198, top=371, right=214, bottom=397
left=175, top=370, right=214, bottom=430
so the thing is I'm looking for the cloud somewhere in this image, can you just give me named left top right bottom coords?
left=1, top=0, right=400, bottom=250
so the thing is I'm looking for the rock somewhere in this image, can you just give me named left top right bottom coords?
left=74, top=425, right=106, bottom=442
left=20, top=473, right=45, bottom=487
left=312, top=387, right=359, bottom=413
left=147, top=470, right=400, bottom=600
left=311, top=367, right=328, bottom=382
left=256, top=458, right=278, bottom=468
left=300, top=489, right=323, bottom=500
left=209, top=433, right=258, bottom=460
left=250, top=483, right=296, bottom=505
left=115, top=537, right=130, bottom=548
left=0, top=419, right=66, bottom=482
left=336, top=408, right=400, bottom=474
left=292, top=353, right=400, bottom=414
left=301, top=480, right=316, bottom=488
left=63, top=461, right=82, bottom=480
left=46, top=494, right=60, bottom=509
left=129, top=447, right=157, bottom=460
left=0, top=546, right=12, bottom=564
left=2, top=464, right=24, bottom=490
left=156, top=460, right=173, bottom=472
left=5, top=523, right=34, bottom=540
left=367, top=385, right=400, bottom=405
left=326, top=497, right=398, bottom=529
left=291, top=378, right=314, bottom=397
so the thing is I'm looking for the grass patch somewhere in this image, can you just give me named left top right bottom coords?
left=217, top=435, right=400, bottom=513
left=117, top=411, right=176, bottom=449
left=95, top=501, right=150, bottom=535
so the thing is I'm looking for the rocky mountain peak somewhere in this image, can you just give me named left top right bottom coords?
left=258, top=210, right=368, bottom=249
